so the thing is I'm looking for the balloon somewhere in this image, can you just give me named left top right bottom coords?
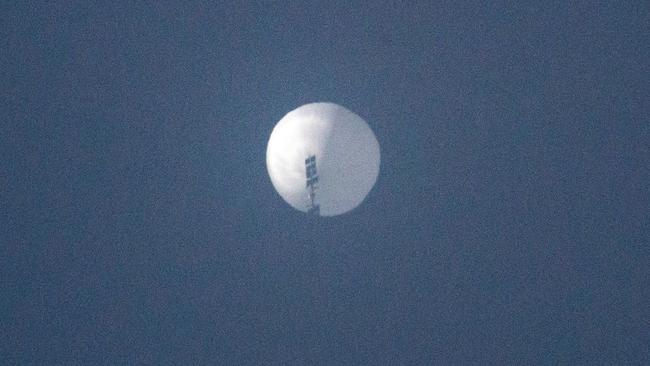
left=266, top=103, right=380, bottom=216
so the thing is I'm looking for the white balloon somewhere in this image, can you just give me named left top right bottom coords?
left=266, top=103, right=380, bottom=216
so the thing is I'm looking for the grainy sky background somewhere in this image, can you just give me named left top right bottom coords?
left=2, top=1, right=648, bottom=364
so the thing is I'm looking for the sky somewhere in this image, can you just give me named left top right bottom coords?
left=2, top=1, right=648, bottom=364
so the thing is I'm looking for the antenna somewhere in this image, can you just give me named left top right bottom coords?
left=305, top=155, right=320, bottom=215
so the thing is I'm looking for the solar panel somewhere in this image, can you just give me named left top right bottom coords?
left=305, top=155, right=320, bottom=215
left=305, top=155, right=318, bottom=186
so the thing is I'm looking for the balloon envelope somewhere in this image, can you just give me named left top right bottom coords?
left=266, top=103, right=380, bottom=216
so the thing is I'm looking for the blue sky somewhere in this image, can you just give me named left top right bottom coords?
left=2, top=1, right=648, bottom=364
